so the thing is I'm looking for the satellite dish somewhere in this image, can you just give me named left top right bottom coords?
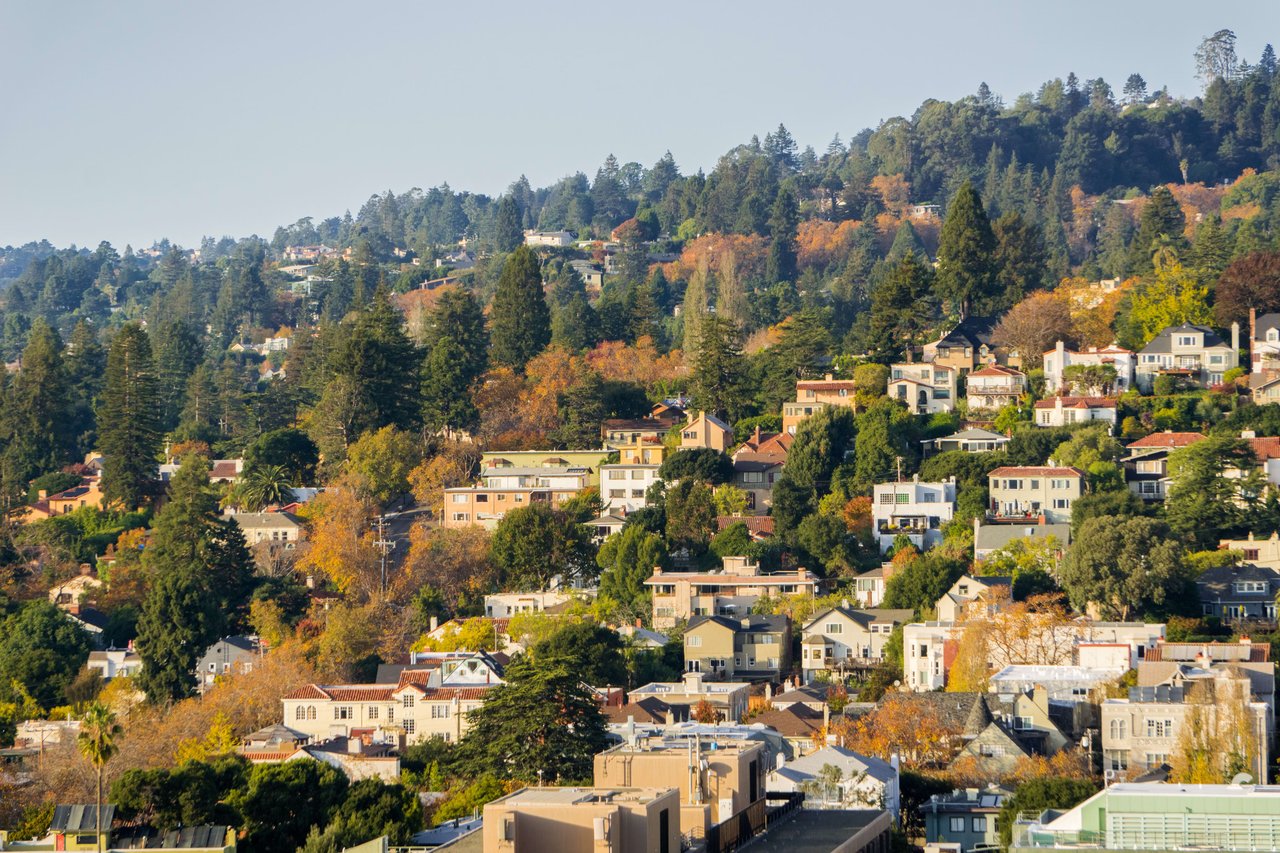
left=1231, top=773, right=1254, bottom=786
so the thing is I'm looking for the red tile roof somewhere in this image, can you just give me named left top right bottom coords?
left=988, top=466, right=1085, bottom=478
left=283, top=685, right=330, bottom=700
left=1033, top=396, right=1119, bottom=409
left=969, top=365, right=1024, bottom=377
left=1249, top=437, right=1280, bottom=460
left=717, top=516, right=776, bottom=535
left=1127, top=431, right=1206, bottom=448
left=796, top=380, right=857, bottom=390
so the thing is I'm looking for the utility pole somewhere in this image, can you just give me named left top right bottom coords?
left=372, top=515, right=396, bottom=597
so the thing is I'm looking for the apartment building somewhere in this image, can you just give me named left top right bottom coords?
left=1042, top=340, right=1135, bottom=395
left=1135, top=322, right=1239, bottom=391
left=483, top=787, right=681, bottom=853
left=646, top=557, right=822, bottom=631
left=1123, top=431, right=1206, bottom=501
left=629, top=671, right=753, bottom=723
left=964, top=364, right=1027, bottom=411
left=872, top=476, right=957, bottom=553
left=888, top=362, right=956, bottom=415
left=800, top=604, right=913, bottom=683
left=987, top=466, right=1085, bottom=524
left=442, top=465, right=589, bottom=529
left=782, top=377, right=859, bottom=434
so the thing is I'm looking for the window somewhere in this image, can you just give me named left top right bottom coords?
left=474, top=494, right=488, bottom=503
left=403, top=695, right=415, bottom=708
left=609, top=489, right=625, bottom=498
left=1029, top=479, right=1040, bottom=490
left=451, top=513, right=469, bottom=522
left=1245, top=548, right=1261, bottom=561
left=1050, top=478, right=1072, bottom=490
left=1235, top=581, right=1267, bottom=593
left=1109, top=719, right=1126, bottom=740
left=972, top=817, right=987, bottom=832
left=451, top=494, right=467, bottom=504
left=1052, top=499, right=1071, bottom=509
left=307, top=706, right=316, bottom=720
left=1177, top=335, right=1196, bottom=347
left=295, top=706, right=306, bottom=720
left=1209, top=354, right=1224, bottom=365
left=687, top=635, right=702, bottom=647
left=895, top=493, right=910, bottom=504
left=432, top=705, right=450, bottom=718
left=1145, top=752, right=1169, bottom=766
left=368, top=706, right=379, bottom=720
left=1013, top=716, right=1033, bottom=730
left=335, top=706, right=353, bottom=720
left=878, top=493, right=895, bottom=504
left=1003, top=479, right=1022, bottom=490
left=743, top=471, right=764, bottom=484
left=1105, top=749, right=1129, bottom=771
left=825, top=623, right=843, bottom=634
left=949, top=817, right=966, bottom=832
left=404, top=720, right=415, bottom=735
left=1146, top=719, right=1174, bottom=738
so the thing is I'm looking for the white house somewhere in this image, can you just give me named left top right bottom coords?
left=523, top=230, right=575, bottom=248
left=483, top=591, right=579, bottom=618
left=888, top=363, right=955, bottom=415
left=800, top=604, right=913, bottom=683
left=1135, top=323, right=1239, bottom=391
left=599, top=463, right=660, bottom=514
left=1033, top=397, right=1118, bottom=430
left=769, top=746, right=900, bottom=817
left=987, top=466, right=1085, bottom=525
left=964, top=365, right=1026, bottom=411
left=1042, top=341, right=1135, bottom=395
left=871, top=477, right=957, bottom=553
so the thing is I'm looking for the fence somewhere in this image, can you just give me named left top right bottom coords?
left=703, top=792, right=805, bottom=853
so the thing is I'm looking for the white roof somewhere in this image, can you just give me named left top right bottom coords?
left=773, top=745, right=896, bottom=784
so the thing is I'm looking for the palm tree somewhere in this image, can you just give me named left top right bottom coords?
left=77, top=702, right=122, bottom=853
left=240, top=464, right=294, bottom=511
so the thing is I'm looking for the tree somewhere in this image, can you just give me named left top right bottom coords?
left=998, top=778, right=1098, bottom=847
left=494, top=195, right=523, bottom=253
left=1213, top=251, right=1280, bottom=329
left=1165, top=436, right=1257, bottom=547
left=1059, top=516, right=1192, bottom=619
left=424, top=289, right=488, bottom=387
left=238, top=464, right=293, bottom=512
left=454, top=657, right=608, bottom=783
left=1122, top=73, right=1148, bottom=104
left=834, top=693, right=957, bottom=768
left=853, top=399, right=913, bottom=494
left=333, top=287, right=420, bottom=435
left=548, top=367, right=606, bottom=449
left=992, top=212, right=1047, bottom=309
left=490, top=246, right=551, bottom=371
left=531, top=620, right=627, bottom=687
left=1123, top=250, right=1211, bottom=346
left=598, top=525, right=668, bottom=621
left=866, top=254, right=936, bottom=357
left=1129, top=188, right=1186, bottom=273
left=883, top=551, right=968, bottom=616
left=490, top=503, right=594, bottom=590
left=992, top=291, right=1076, bottom=370
left=1195, top=29, right=1238, bottom=86
left=2, top=319, right=70, bottom=487
left=99, top=323, right=161, bottom=509
left=657, top=448, right=733, bottom=485
left=297, top=484, right=382, bottom=600
left=936, top=181, right=998, bottom=317
left=403, top=524, right=496, bottom=616
left=345, top=426, right=421, bottom=506
left=244, top=428, right=319, bottom=485
left=232, top=760, right=349, bottom=853
left=77, top=702, right=121, bottom=853
left=767, top=185, right=799, bottom=284
left=664, top=479, right=718, bottom=556
left=1169, top=676, right=1256, bottom=784
left=0, top=600, right=94, bottom=710
left=689, top=314, right=744, bottom=421
left=326, top=778, right=423, bottom=847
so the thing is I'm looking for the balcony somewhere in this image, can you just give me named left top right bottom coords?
left=876, top=518, right=929, bottom=535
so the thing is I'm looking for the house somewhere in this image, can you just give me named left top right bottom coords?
left=229, top=512, right=304, bottom=545
left=1100, top=673, right=1269, bottom=781
left=935, top=575, right=1013, bottom=622
left=1138, top=643, right=1275, bottom=725
left=1042, top=340, right=1135, bottom=395
left=1251, top=309, right=1280, bottom=373
left=604, top=696, right=690, bottom=726
left=951, top=701, right=1035, bottom=776
left=442, top=465, right=591, bottom=529
left=871, top=476, right=957, bottom=553
left=239, top=726, right=400, bottom=783
left=888, top=363, right=955, bottom=414
left=730, top=458, right=781, bottom=513
left=964, top=364, right=1026, bottom=411
left=679, top=411, right=734, bottom=452
left=782, top=376, right=859, bottom=435
left=1135, top=322, right=1239, bottom=391
left=683, top=614, right=791, bottom=681
left=482, top=787, right=681, bottom=853
left=920, top=785, right=1009, bottom=852
left=1237, top=432, right=1280, bottom=488
left=523, top=230, right=575, bottom=247
left=1033, top=396, right=1118, bottom=430
left=435, top=249, right=475, bottom=271
left=595, top=737, right=767, bottom=830
left=748, top=703, right=827, bottom=754
left=599, top=454, right=661, bottom=514
left=628, top=671, right=753, bottom=723
left=1122, top=431, right=1206, bottom=501
left=87, top=648, right=142, bottom=681
left=196, top=636, right=262, bottom=692
left=48, top=568, right=104, bottom=608
left=734, top=427, right=792, bottom=463
left=601, top=409, right=682, bottom=447
left=1008, top=783, right=1280, bottom=853
left=584, top=510, right=627, bottom=540
left=646, top=556, right=823, bottom=631
left=1220, top=532, right=1280, bottom=569
left=922, top=427, right=1009, bottom=456
left=849, top=565, right=893, bottom=608
left=17, top=477, right=107, bottom=523
left=483, top=590, right=577, bottom=618
left=987, top=466, right=1084, bottom=524
left=1250, top=371, right=1280, bottom=404
left=800, top=603, right=913, bottom=683
left=480, top=450, right=611, bottom=485
left=716, top=515, right=776, bottom=540
left=158, top=459, right=243, bottom=484
left=924, top=315, right=1014, bottom=375
left=972, top=520, right=1071, bottom=563
left=768, top=746, right=899, bottom=815
left=1195, top=562, right=1280, bottom=621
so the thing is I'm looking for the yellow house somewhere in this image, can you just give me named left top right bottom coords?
left=679, top=412, right=734, bottom=452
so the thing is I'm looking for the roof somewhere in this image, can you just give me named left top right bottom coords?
left=975, top=522, right=1072, bottom=552
left=1033, top=396, right=1119, bottom=409
left=603, top=417, right=679, bottom=431
left=968, top=364, right=1024, bottom=377
left=645, top=569, right=814, bottom=586
left=988, top=466, right=1084, bottom=478
left=1140, top=323, right=1231, bottom=353
left=1249, top=436, right=1280, bottom=461
left=930, top=427, right=1009, bottom=443
left=777, top=744, right=896, bottom=782
left=687, top=614, right=790, bottom=634
left=733, top=458, right=781, bottom=473
left=716, top=515, right=776, bottom=535
left=604, top=697, right=687, bottom=725
left=932, top=315, right=1000, bottom=348
left=750, top=704, right=825, bottom=738
left=1125, top=431, right=1207, bottom=448
left=112, top=826, right=231, bottom=850
left=804, top=605, right=913, bottom=632
left=796, top=380, right=858, bottom=390
left=1147, top=641, right=1270, bottom=663
left=230, top=512, right=302, bottom=529
left=282, top=684, right=397, bottom=702
left=51, top=804, right=115, bottom=832
left=1254, top=313, right=1280, bottom=338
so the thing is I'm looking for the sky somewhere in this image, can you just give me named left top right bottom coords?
left=2, top=1, right=1277, bottom=250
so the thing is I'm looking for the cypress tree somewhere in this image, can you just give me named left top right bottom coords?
left=936, top=181, right=998, bottom=318
left=99, top=323, right=161, bottom=509
left=494, top=196, right=523, bottom=253
left=766, top=185, right=800, bottom=284
left=1130, top=186, right=1187, bottom=273
left=489, top=246, right=550, bottom=371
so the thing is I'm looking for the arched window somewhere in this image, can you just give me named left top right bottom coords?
left=1109, top=718, right=1126, bottom=740
left=307, top=706, right=317, bottom=720
left=295, top=706, right=305, bottom=720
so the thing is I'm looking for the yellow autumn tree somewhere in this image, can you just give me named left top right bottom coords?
left=1169, top=675, right=1257, bottom=784
left=1127, top=249, right=1212, bottom=345
left=296, top=481, right=382, bottom=599
left=173, top=711, right=238, bottom=764
left=835, top=694, right=958, bottom=768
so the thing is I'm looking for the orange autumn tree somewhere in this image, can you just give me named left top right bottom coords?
left=948, top=591, right=1079, bottom=692
left=691, top=699, right=723, bottom=724
left=296, top=481, right=382, bottom=600
left=832, top=694, right=958, bottom=769
left=871, top=174, right=911, bottom=217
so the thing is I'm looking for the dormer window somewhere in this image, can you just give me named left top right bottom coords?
left=1269, top=329, right=1278, bottom=343
left=1177, top=335, right=1197, bottom=347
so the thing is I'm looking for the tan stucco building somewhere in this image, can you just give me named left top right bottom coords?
left=483, top=786, right=681, bottom=852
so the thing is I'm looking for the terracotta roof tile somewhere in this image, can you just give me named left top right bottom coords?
left=1032, top=396, right=1118, bottom=409
left=1127, top=431, right=1206, bottom=448
left=988, top=466, right=1084, bottom=477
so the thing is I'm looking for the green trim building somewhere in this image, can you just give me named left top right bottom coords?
left=1011, top=783, right=1280, bottom=853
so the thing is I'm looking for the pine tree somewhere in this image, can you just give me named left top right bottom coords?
left=420, top=336, right=479, bottom=435
left=992, top=212, right=1048, bottom=310
left=1130, top=186, right=1187, bottom=274
left=99, top=323, right=161, bottom=509
left=689, top=314, right=744, bottom=421
left=551, top=292, right=599, bottom=351
left=766, top=185, right=799, bottom=284
left=1192, top=216, right=1233, bottom=280
left=936, top=181, right=998, bottom=318
left=152, top=320, right=204, bottom=432
left=65, top=320, right=105, bottom=459
left=494, top=195, right=523, bottom=253
left=489, top=246, right=551, bottom=371
left=3, top=319, right=70, bottom=484
left=887, top=221, right=927, bottom=262
left=335, top=286, right=420, bottom=434
left=867, top=255, right=937, bottom=358
left=424, top=289, right=488, bottom=388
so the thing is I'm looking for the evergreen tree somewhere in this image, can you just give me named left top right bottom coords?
left=766, top=185, right=800, bottom=284
left=1130, top=186, right=1187, bottom=274
left=689, top=314, right=744, bottom=421
left=65, top=320, right=106, bottom=457
left=887, top=221, right=927, bottom=262
left=992, top=212, right=1048, bottom=310
left=489, top=246, right=551, bottom=371
left=333, top=286, right=420, bottom=435
left=597, top=526, right=669, bottom=620
left=494, top=195, right=523, bottom=253
left=420, top=336, right=480, bottom=435
left=936, top=181, right=998, bottom=317
left=866, top=255, right=937, bottom=359
left=1192, top=216, right=1233, bottom=280
left=2, top=319, right=70, bottom=485
left=152, top=320, right=204, bottom=432
left=424, top=289, right=488, bottom=387
left=551, top=292, right=599, bottom=351
left=99, top=323, right=161, bottom=509
left=548, top=367, right=606, bottom=449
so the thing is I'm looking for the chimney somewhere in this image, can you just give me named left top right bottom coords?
left=37, top=489, right=47, bottom=500
left=1233, top=321, right=1241, bottom=358
left=1251, top=307, right=1257, bottom=350
left=841, top=598, right=850, bottom=610
left=429, top=616, right=439, bottom=632
left=823, top=703, right=830, bottom=732
left=683, top=670, right=704, bottom=693
left=79, top=563, right=93, bottom=576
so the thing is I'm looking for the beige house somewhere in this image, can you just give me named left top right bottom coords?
left=679, top=411, right=734, bottom=452
left=782, top=377, right=859, bottom=435
left=888, top=362, right=956, bottom=414
left=442, top=465, right=590, bottom=529
left=595, top=737, right=766, bottom=831
left=965, top=364, right=1026, bottom=411
left=646, top=556, right=823, bottom=631
left=1220, top=532, right=1280, bottom=569
left=48, top=570, right=104, bottom=608
left=229, top=511, right=305, bottom=545
left=628, top=671, right=752, bottom=722
left=483, top=787, right=681, bottom=853
left=683, top=614, right=791, bottom=681
left=987, top=466, right=1085, bottom=524
left=16, top=477, right=106, bottom=523
left=935, top=574, right=1013, bottom=622
left=800, top=604, right=913, bottom=683
left=1033, top=396, right=1118, bottom=430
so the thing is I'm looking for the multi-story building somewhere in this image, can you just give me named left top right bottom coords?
left=480, top=450, right=612, bottom=485
left=1010, top=783, right=1280, bottom=853
left=600, top=463, right=661, bottom=514
left=1251, top=309, right=1280, bottom=373
left=595, top=736, right=767, bottom=830
left=679, top=411, right=734, bottom=451
left=964, top=364, right=1027, bottom=411
left=442, top=465, right=590, bottom=529
left=1033, top=396, right=1118, bottom=430
left=483, top=590, right=577, bottom=618
left=920, top=785, right=1009, bottom=853
left=1195, top=562, right=1280, bottom=621
left=782, top=377, right=859, bottom=434
left=935, top=574, right=1013, bottom=622
left=987, top=466, right=1085, bottom=524
left=683, top=614, right=791, bottom=681
left=228, top=511, right=305, bottom=545
left=601, top=409, right=683, bottom=448
left=1122, top=431, right=1206, bottom=502
left=800, top=604, right=913, bottom=683
left=1220, top=532, right=1280, bottom=569
left=196, top=636, right=262, bottom=693
left=629, top=671, right=753, bottom=723
left=871, top=477, right=957, bottom=553
left=923, top=316, right=1011, bottom=376
left=483, top=787, right=682, bottom=853
left=645, top=557, right=823, bottom=631
left=729, top=428, right=789, bottom=512
left=888, top=362, right=956, bottom=414
left=1042, top=340, right=1135, bottom=395
left=1135, top=322, right=1239, bottom=391
left=850, top=565, right=893, bottom=608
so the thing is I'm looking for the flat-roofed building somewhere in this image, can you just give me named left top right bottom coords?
left=483, top=786, right=681, bottom=853
left=646, top=556, right=822, bottom=631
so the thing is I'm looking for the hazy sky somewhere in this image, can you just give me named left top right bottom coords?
left=2, top=1, right=1276, bottom=249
